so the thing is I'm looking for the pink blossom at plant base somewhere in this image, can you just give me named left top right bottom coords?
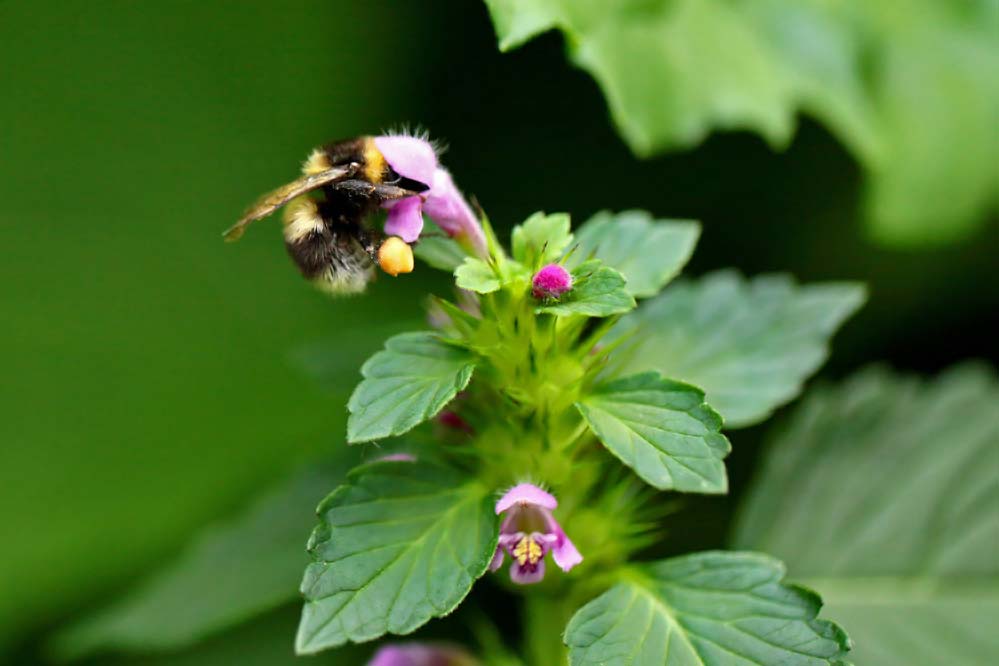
left=374, top=135, right=487, bottom=256
left=532, top=264, right=573, bottom=299
left=438, top=410, right=473, bottom=434
left=377, top=453, right=417, bottom=462
left=368, top=643, right=478, bottom=666
left=490, top=483, right=582, bottom=584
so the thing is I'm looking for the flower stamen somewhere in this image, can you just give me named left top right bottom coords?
left=513, top=535, right=543, bottom=566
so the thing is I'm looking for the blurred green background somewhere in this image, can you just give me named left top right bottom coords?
left=1, top=0, right=995, bottom=663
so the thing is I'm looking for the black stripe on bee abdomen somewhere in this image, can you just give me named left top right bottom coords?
left=285, top=228, right=336, bottom=279
left=281, top=196, right=374, bottom=294
left=284, top=228, right=374, bottom=294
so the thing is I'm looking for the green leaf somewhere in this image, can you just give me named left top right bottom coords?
left=511, top=211, right=573, bottom=267
left=537, top=260, right=636, bottom=317
left=732, top=363, right=999, bottom=666
left=565, top=551, right=852, bottom=666
left=861, top=16, right=999, bottom=245
left=51, top=460, right=353, bottom=658
left=347, top=332, right=476, bottom=443
left=414, top=233, right=468, bottom=272
left=483, top=0, right=559, bottom=52
left=485, top=0, right=795, bottom=154
left=615, top=271, right=865, bottom=428
left=576, top=372, right=730, bottom=493
left=570, top=210, right=700, bottom=298
left=484, top=0, right=999, bottom=245
left=296, top=460, right=498, bottom=654
left=455, top=258, right=502, bottom=294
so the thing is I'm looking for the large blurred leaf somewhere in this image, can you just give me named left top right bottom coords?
left=88, top=606, right=369, bottom=666
left=564, top=551, right=852, bottom=665
left=614, top=271, right=865, bottom=428
left=52, top=459, right=353, bottom=658
left=0, top=0, right=426, bottom=650
left=483, top=0, right=999, bottom=245
left=732, top=363, right=999, bottom=665
left=297, top=461, right=498, bottom=654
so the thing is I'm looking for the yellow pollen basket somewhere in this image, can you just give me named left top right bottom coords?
left=377, top=236, right=414, bottom=276
left=513, top=536, right=543, bottom=566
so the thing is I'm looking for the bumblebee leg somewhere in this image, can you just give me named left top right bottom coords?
left=355, top=227, right=382, bottom=261
left=370, top=183, right=421, bottom=202
left=332, top=179, right=419, bottom=203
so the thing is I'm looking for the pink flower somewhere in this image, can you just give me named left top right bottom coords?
left=532, top=264, right=573, bottom=299
left=376, top=453, right=417, bottom=462
left=368, top=643, right=478, bottom=666
left=374, top=134, right=487, bottom=256
left=438, top=410, right=473, bottom=434
left=489, top=483, right=582, bottom=584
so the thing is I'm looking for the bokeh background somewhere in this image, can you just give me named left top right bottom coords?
left=1, top=1, right=995, bottom=663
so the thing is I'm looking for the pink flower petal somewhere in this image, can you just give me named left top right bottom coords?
left=383, top=196, right=424, bottom=242
left=423, top=168, right=487, bottom=255
left=488, top=546, right=505, bottom=572
left=495, top=483, right=557, bottom=514
left=551, top=534, right=583, bottom=572
left=373, top=135, right=437, bottom=186
left=509, top=558, right=546, bottom=585
left=377, top=453, right=417, bottom=462
left=368, top=643, right=475, bottom=666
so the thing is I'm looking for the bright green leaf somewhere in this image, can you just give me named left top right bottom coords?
left=537, top=260, right=636, bottom=317
left=455, top=258, right=502, bottom=294
left=570, top=210, right=700, bottom=298
left=733, top=363, right=999, bottom=666
left=511, top=211, right=573, bottom=267
left=347, top=332, right=476, bottom=442
left=414, top=234, right=467, bottom=272
left=565, top=551, right=852, bottom=666
left=483, top=0, right=559, bottom=51
left=484, top=0, right=999, bottom=245
left=615, top=271, right=865, bottom=428
left=862, top=20, right=999, bottom=245
left=485, top=0, right=796, bottom=155
left=51, top=460, right=353, bottom=658
left=296, top=461, right=498, bottom=654
left=576, top=372, right=730, bottom=493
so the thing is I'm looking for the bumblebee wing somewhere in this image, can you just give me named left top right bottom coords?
left=222, top=165, right=355, bottom=241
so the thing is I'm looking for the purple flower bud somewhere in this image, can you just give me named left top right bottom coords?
left=368, top=643, right=478, bottom=666
left=532, top=264, right=573, bottom=299
left=489, top=483, right=582, bottom=584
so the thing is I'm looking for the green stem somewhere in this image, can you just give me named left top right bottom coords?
left=523, top=594, right=573, bottom=666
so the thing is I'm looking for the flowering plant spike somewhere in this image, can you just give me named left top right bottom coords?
left=261, top=138, right=864, bottom=664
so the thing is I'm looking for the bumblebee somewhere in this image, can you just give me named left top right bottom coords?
left=224, top=136, right=428, bottom=294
